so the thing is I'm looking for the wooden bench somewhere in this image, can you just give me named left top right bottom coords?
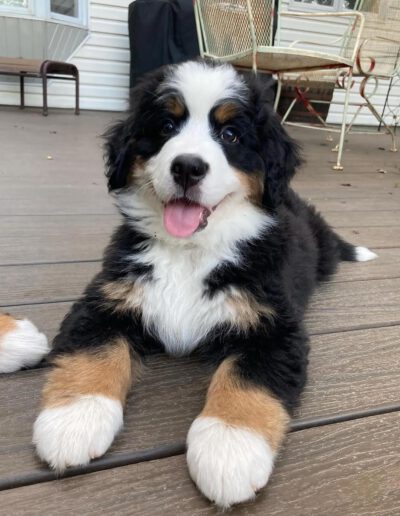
left=0, top=58, right=79, bottom=116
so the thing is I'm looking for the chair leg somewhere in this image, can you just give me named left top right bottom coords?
left=333, top=69, right=353, bottom=171
left=274, top=74, right=282, bottom=112
left=364, top=96, right=398, bottom=152
left=281, top=97, right=297, bottom=124
left=42, top=73, right=48, bottom=116
left=19, top=75, right=25, bottom=109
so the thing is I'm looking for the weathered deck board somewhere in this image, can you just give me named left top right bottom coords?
left=324, top=210, right=400, bottom=228
left=1, top=110, right=400, bottom=513
left=1, top=248, right=399, bottom=308
left=336, top=226, right=400, bottom=249
left=2, top=412, right=399, bottom=515
left=0, top=213, right=397, bottom=265
left=3, top=277, right=400, bottom=342
left=0, top=325, right=399, bottom=487
left=0, top=262, right=101, bottom=306
left=0, top=215, right=118, bottom=265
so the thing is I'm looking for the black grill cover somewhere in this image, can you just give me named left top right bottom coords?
left=128, top=0, right=200, bottom=88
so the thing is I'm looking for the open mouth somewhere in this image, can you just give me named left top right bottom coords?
left=163, top=198, right=213, bottom=238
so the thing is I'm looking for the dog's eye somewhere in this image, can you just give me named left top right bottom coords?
left=161, top=119, right=176, bottom=136
left=220, top=126, right=239, bottom=144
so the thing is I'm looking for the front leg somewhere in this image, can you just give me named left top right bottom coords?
left=33, top=296, right=142, bottom=471
left=187, top=322, right=308, bottom=508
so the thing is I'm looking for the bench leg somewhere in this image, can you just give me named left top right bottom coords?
left=42, top=73, right=48, bottom=116
left=75, top=71, right=80, bottom=115
left=20, top=75, right=25, bottom=109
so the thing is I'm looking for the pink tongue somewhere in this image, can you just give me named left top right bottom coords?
left=164, top=200, right=205, bottom=238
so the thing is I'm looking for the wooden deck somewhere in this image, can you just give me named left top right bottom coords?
left=0, top=107, right=399, bottom=515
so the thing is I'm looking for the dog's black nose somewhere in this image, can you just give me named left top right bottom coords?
left=171, top=154, right=209, bottom=190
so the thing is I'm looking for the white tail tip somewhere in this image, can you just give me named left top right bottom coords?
left=355, top=246, right=378, bottom=262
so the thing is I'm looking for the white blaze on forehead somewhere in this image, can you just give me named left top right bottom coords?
left=162, top=62, right=246, bottom=119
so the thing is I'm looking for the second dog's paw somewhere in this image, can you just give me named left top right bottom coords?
left=0, top=315, right=49, bottom=373
left=33, top=395, right=123, bottom=471
left=187, top=416, right=275, bottom=509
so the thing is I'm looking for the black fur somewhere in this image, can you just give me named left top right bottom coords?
left=52, top=61, right=360, bottom=414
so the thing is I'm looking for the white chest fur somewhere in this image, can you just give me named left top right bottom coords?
left=125, top=198, right=274, bottom=354
left=137, top=243, right=233, bottom=354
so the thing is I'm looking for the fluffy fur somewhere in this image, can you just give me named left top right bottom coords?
left=33, top=395, right=123, bottom=471
left=0, top=60, right=377, bottom=508
left=0, top=317, right=49, bottom=373
left=187, top=416, right=275, bottom=508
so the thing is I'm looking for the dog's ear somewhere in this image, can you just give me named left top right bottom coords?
left=103, top=67, right=167, bottom=191
left=103, top=116, right=136, bottom=191
left=252, top=82, right=301, bottom=208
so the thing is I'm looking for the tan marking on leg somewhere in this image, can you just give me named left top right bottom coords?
left=101, top=281, right=144, bottom=314
left=201, top=358, right=289, bottom=452
left=235, top=169, right=264, bottom=205
left=0, top=314, right=17, bottom=337
left=214, top=102, right=239, bottom=124
left=42, top=339, right=136, bottom=409
left=227, top=288, right=275, bottom=332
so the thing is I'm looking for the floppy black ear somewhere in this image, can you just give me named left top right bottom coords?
left=103, top=117, right=136, bottom=191
left=103, top=67, right=167, bottom=191
left=252, top=82, right=301, bottom=208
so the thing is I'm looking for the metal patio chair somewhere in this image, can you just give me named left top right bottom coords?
left=194, top=0, right=365, bottom=170
left=280, top=0, right=400, bottom=166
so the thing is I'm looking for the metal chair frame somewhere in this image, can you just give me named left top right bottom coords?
left=279, top=0, right=400, bottom=164
left=194, top=0, right=365, bottom=170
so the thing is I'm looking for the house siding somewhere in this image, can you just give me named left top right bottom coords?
left=0, top=0, right=131, bottom=111
left=0, top=0, right=398, bottom=124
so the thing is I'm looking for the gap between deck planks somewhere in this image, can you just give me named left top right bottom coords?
left=1, top=324, right=399, bottom=490
left=1, top=412, right=399, bottom=515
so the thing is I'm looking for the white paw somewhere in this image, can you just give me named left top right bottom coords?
left=0, top=318, right=49, bottom=373
left=33, top=395, right=123, bottom=471
left=355, top=246, right=378, bottom=262
left=187, top=416, right=274, bottom=509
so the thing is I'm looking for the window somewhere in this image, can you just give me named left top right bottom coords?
left=289, top=0, right=358, bottom=10
left=0, top=0, right=28, bottom=6
left=50, top=0, right=80, bottom=20
left=0, top=0, right=87, bottom=26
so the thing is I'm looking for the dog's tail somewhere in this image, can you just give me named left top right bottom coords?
left=338, top=239, right=378, bottom=262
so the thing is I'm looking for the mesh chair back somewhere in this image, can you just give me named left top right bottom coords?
left=195, top=0, right=275, bottom=61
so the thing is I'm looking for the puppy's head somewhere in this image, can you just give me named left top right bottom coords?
left=104, top=61, right=300, bottom=239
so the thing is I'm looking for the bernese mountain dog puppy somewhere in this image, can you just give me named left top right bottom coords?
left=0, top=60, right=377, bottom=508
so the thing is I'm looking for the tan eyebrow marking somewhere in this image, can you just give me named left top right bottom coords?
left=164, top=95, right=186, bottom=118
left=214, top=102, right=240, bottom=124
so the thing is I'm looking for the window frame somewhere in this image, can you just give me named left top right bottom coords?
left=48, top=0, right=88, bottom=28
left=0, top=0, right=88, bottom=28
left=0, top=0, right=34, bottom=16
